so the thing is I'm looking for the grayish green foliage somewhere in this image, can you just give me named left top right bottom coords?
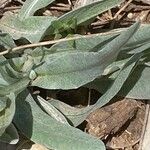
left=87, top=64, right=150, bottom=99
left=49, top=24, right=150, bottom=54
left=49, top=53, right=143, bottom=126
left=0, top=33, right=16, bottom=50
left=0, top=0, right=122, bottom=42
left=86, top=45, right=150, bottom=99
left=18, top=0, right=55, bottom=19
left=0, top=0, right=150, bottom=149
left=0, top=15, right=56, bottom=43
left=0, top=123, right=19, bottom=144
left=14, top=90, right=105, bottom=150
left=37, top=96, right=70, bottom=125
left=51, top=0, right=123, bottom=28
left=0, top=56, right=30, bottom=95
left=32, top=22, right=139, bottom=89
left=0, top=93, right=15, bottom=136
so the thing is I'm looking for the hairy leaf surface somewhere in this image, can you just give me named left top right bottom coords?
left=49, top=53, right=143, bottom=126
left=14, top=90, right=105, bottom=150
left=18, top=0, right=55, bottom=19
left=0, top=15, right=56, bottom=43
left=0, top=93, right=15, bottom=136
left=32, top=22, right=139, bottom=89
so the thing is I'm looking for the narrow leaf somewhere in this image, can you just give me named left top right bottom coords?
left=50, top=53, right=143, bottom=126
left=19, top=0, right=55, bottom=19
left=14, top=90, right=105, bottom=150
left=49, top=24, right=150, bottom=54
left=90, top=64, right=150, bottom=100
left=37, top=96, right=70, bottom=125
left=32, top=22, right=139, bottom=89
left=0, top=93, right=16, bottom=136
left=51, top=0, right=123, bottom=29
left=0, top=15, right=56, bottom=43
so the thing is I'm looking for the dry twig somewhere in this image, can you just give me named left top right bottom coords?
left=113, top=0, right=133, bottom=19
left=0, top=30, right=122, bottom=56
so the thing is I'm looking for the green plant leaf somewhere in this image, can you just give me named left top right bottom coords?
left=32, top=22, right=139, bottom=89
left=50, top=24, right=150, bottom=54
left=37, top=96, right=70, bottom=125
left=49, top=53, right=143, bottom=126
left=0, top=56, right=28, bottom=85
left=0, top=77, right=30, bottom=96
left=86, top=46, right=150, bottom=100
left=49, top=34, right=118, bottom=53
left=49, top=0, right=122, bottom=32
left=0, top=33, right=16, bottom=50
left=124, top=24, right=150, bottom=49
left=0, top=56, right=30, bottom=96
left=13, top=90, right=106, bottom=150
left=32, top=51, right=109, bottom=89
left=88, top=64, right=150, bottom=100
left=0, top=93, right=16, bottom=136
left=0, top=123, right=19, bottom=144
left=118, top=64, right=150, bottom=99
left=0, top=100, right=6, bottom=112
left=0, top=15, right=56, bottom=43
left=18, top=0, right=55, bottom=19
left=128, top=42, right=150, bottom=54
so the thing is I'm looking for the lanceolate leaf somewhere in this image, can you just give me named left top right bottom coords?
left=48, top=34, right=117, bottom=53
left=128, top=42, right=150, bottom=54
left=118, top=64, right=150, bottom=99
left=49, top=24, right=150, bottom=54
left=0, top=59, right=30, bottom=96
left=86, top=47, right=150, bottom=100
left=0, top=15, right=56, bottom=43
left=0, top=93, right=15, bottom=136
left=49, top=53, right=143, bottom=126
left=49, top=0, right=122, bottom=33
left=0, top=77, right=30, bottom=96
left=18, top=0, right=55, bottom=19
left=37, top=96, right=70, bottom=125
left=32, top=22, right=139, bottom=89
left=13, top=90, right=105, bottom=150
left=32, top=51, right=109, bottom=89
left=124, top=24, right=150, bottom=49
left=88, top=64, right=150, bottom=100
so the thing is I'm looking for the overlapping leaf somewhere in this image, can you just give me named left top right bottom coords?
left=0, top=93, right=15, bottom=136
left=51, top=0, right=123, bottom=29
left=87, top=64, right=150, bottom=100
left=13, top=90, right=105, bottom=150
left=0, top=56, right=30, bottom=96
left=18, top=0, right=55, bottom=19
left=0, top=33, right=16, bottom=50
left=49, top=53, right=143, bottom=126
left=49, top=24, right=150, bottom=54
left=0, top=0, right=123, bottom=42
left=37, top=96, right=70, bottom=125
left=86, top=46, right=150, bottom=99
left=0, top=15, right=56, bottom=43
left=32, top=22, right=139, bottom=89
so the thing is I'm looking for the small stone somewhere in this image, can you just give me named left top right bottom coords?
left=127, top=13, right=133, bottom=19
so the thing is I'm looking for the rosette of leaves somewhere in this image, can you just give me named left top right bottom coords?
left=0, top=0, right=150, bottom=150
